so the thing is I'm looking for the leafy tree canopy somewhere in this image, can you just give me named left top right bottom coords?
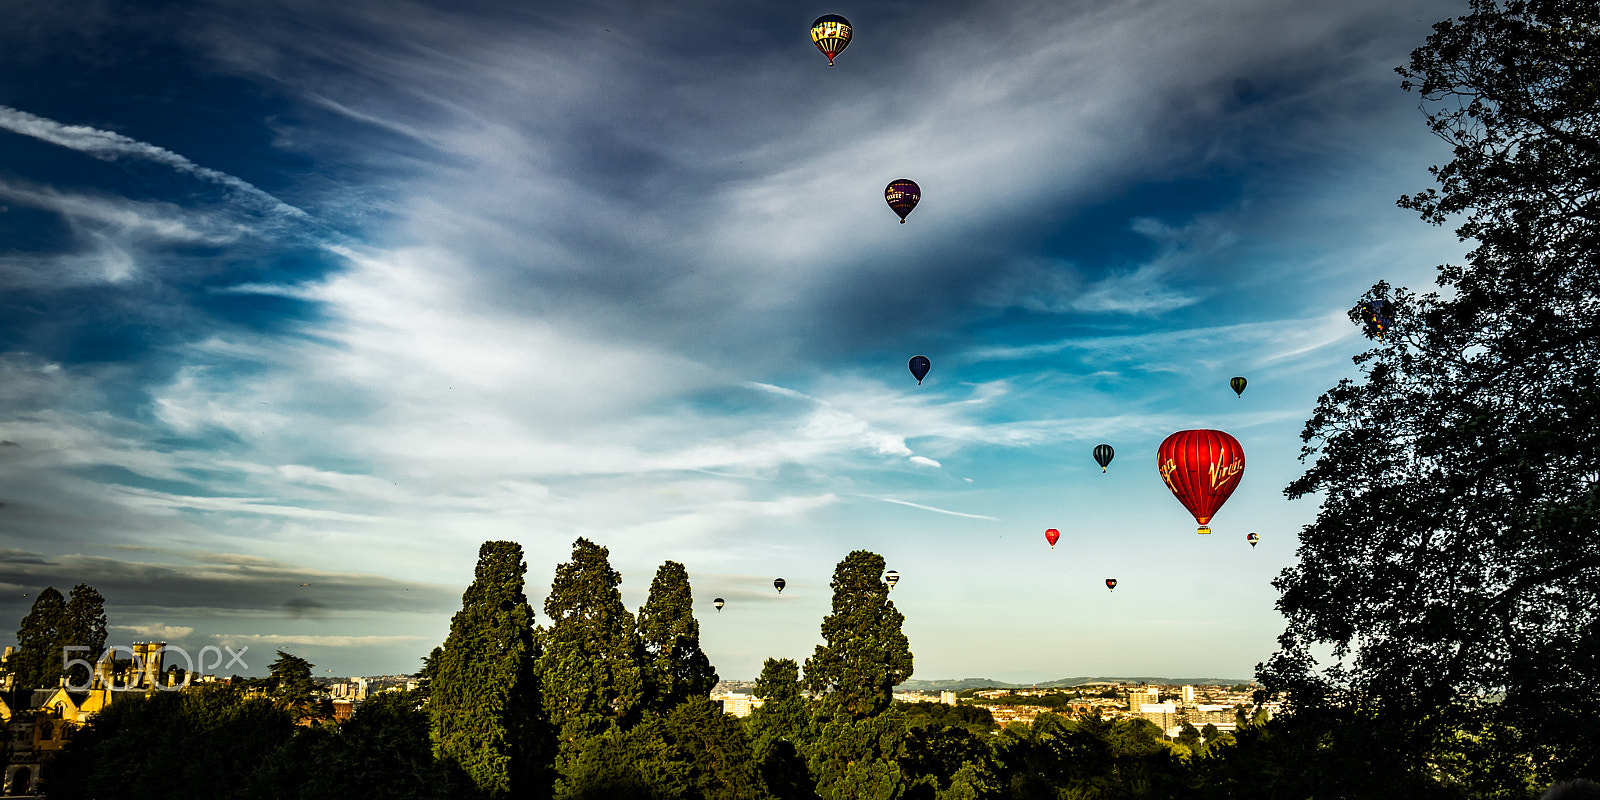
left=803, top=550, right=912, bottom=722
left=637, top=561, right=718, bottom=713
left=1262, top=0, right=1600, bottom=785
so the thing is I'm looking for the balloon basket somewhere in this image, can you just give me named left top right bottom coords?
left=1196, top=526, right=1211, bottom=534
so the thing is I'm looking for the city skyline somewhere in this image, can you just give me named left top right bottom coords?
left=1, top=0, right=1469, bottom=681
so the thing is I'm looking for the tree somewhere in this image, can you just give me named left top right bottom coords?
left=267, top=651, right=319, bottom=706
left=637, top=561, right=718, bottom=713
left=541, top=538, right=645, bottom=793
left=803, top=551, right=912, bottom=721
left=10, top=587, right=65, bottom=690
left=1261, top=0, right=1600, bottom=788
left=746, top=659, right=813, bottom=800
left=429, top=540, right=545, bottom=798
left=60, top=584, right=107, bottom=687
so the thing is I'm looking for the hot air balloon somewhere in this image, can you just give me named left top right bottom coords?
left=713, top=597, right=725, bottom=612
left=885, top=570, right=900, bottom=589
left=1157, top=429, right=1245, bottom=534
left=885, top=179, right=920, bottom=223
left=909, top=355, right=930, bottom=384
left=1246, top=532, right=1260, bottom=548
left=1105, top=578, right=1117, bottom=591
left=774, top=578, right=786, bottom=593
left=1093, top=444, right=1114, bottom=473
left=1045, top=528, right=1060, bottom=548
left=810, top=15, right=851, bottom=66
left=1230, top=377, right=1247, bottom=397
left=1359, top=300, right=1393, bottom=339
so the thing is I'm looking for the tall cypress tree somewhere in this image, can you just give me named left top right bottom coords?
left=636, top=560, right=717, bottom=713
left=803, top=550, right=913, bottom=721
left=429, top=540, right=545, bottom=798
left=540, top=538, right=645, bottom=787
left=11, top=587, right=65, bottom=690
left=60, top=583, right=108, bottom=688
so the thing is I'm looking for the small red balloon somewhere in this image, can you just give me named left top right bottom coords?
left=1045, top=528, right=1060, bottom=548
left=1157, top=429, right=1245, bottom=534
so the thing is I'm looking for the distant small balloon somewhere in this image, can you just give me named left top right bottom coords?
left=1246, top=532, right=1260, bottom=548
left=909, top=355, right=931, bottom=384
left=1045, top=528, right=1060, bottom=548
left=774, top=578, right=786, bottom=593
left=1230, top=377, right=1247, bottom=397
left=713, top=597, right=725, bottom=611
left=885, top=179, right=921, bottom=223
left=810, top=15, right=852, bottom=66
left=885, top=570, right=900, bottom=589
left=1105, top=578, right=1117, bottom=592
left=1093, top=444, right=1115, bottom=473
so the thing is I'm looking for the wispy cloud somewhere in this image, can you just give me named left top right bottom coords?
left=870, top=496, right=999, bottom=521
left=0, top=105, right=308, bottom=219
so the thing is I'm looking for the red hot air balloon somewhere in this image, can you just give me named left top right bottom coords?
left=1045, top=528, right=1060, bottom=548
left=1157, top=429, right=1245, bottom=534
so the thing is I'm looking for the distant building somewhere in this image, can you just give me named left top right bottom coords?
left=940, top=691, right=957, bottom=706
left=712, top=692, right=763, bottom=718
left=1181, top=685, right=1195, bottom=706
left=1125, top=686, right=1160, bottom=711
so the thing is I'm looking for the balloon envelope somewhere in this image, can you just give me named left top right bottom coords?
left=1246, top=532, right=1260, bottom=548
left=885, top=570, right=900, bottom=587
left=810, top=15, right=851, bottom=66
left=1158, top=429, right=1245, bottom=534
left=1360, top=300, right=1393, bottom=339
left=1093, top=444, right=1114, bottom=472
left=909, top=355, right=930, bottom=384
left=1045, top=528, right=1060, bottom=547
left=885, top=179, right=920, bottom=222
left=774, top=578, right=786, bottom=593
left=713, top=597, right=725, bottom=611
left=1230, top=376, right=1247, bottom=397
left=1105, top=578, right=1117, bottom=591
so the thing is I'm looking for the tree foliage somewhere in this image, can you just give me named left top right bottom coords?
left=542, top=538, right=646, bottom=792
left=637, top=561, right=718, bottom=713
left=803, top=550, right=912, bottom=722
left=10, top=586, right=65, bottom=690
left=1262, top=0, right=1600, bottom=786
left=429, top=540, right=545, bottom=798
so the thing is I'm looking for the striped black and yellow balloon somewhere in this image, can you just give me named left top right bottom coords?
left=810, top=15, right=852, bottom=66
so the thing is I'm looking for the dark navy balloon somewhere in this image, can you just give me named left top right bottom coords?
left=909, top=355, right=930, bottom=384
left=713, top=597, right=725, bottom=611
left=774, top=578, right=786, bottom=594
left=1230, top=376, right=1247, bottom=397
left=1093, top=444, right=1114, bottom=473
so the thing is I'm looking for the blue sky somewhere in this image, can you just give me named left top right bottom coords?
left=0, top=0, right=1467, bottom=681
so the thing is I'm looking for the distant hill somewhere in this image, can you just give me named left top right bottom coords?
left=895, top=677, right=1254, bottom=692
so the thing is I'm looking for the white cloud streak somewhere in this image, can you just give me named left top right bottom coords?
left=0, top=104, right=308, bottom=219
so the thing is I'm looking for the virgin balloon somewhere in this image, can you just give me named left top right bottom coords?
left=1157, top=429, right=1245, bottom=534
